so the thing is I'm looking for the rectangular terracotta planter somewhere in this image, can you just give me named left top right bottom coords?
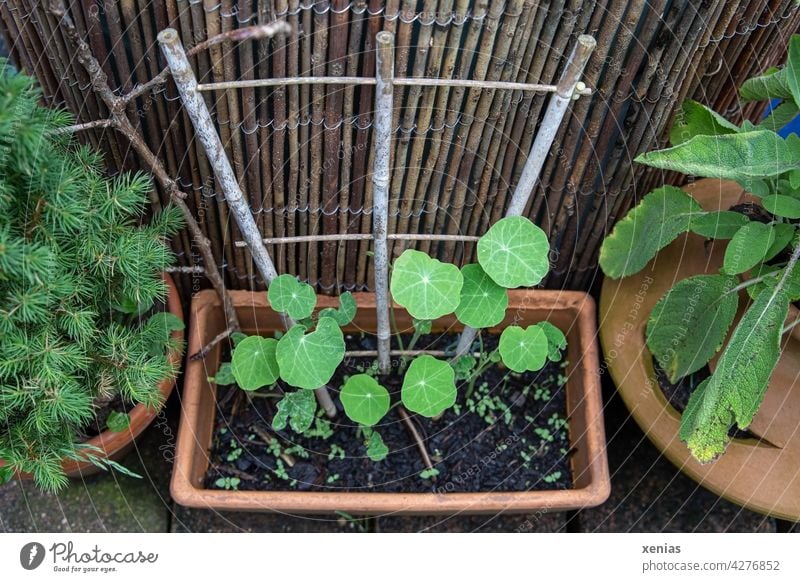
left=172, top=289, right=610, bottom=514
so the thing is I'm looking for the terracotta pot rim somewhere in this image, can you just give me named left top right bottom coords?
left=599, top=178, right=800, bottom=521
left=171, top=289, right=610, bottom=515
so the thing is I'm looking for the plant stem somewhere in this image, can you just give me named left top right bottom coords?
left=397, top=406, right=435, bottom=479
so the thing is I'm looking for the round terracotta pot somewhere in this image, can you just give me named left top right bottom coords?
left=1, top=273, right=184, bottom=480
left=600, top=178, right=800, bottom=521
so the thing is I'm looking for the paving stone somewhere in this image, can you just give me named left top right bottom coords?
left=170, top=505, right=364, bottom=532
left=578, top=391, right=777, bottom=533
left=0, top=411, right=176, bottom=533
left=376, top=510, right=567, bottom=532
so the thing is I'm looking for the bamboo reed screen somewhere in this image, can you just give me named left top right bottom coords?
left=1, top=1, right=799, bottom=295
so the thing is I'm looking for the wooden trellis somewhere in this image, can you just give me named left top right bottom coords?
left=157, top=25, right=595, bottom=372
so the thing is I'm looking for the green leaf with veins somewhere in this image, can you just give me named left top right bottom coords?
left=762, top=194, right=800, bottom=219
left=537, top=321, right=567, bottom=362
left=499, top=325, right=548, bottom=373
left=599, top=186, right=704, bottom=278
left=786, top=34, right=800, bottom=108
left=750, top=262, right=800, bottom=301
left=689, top=211, right=750, bottom=239
left=759, top=101, right=799, bottom=132
left=646, top=275, right=739, bottom=382
left=763, top=223, right=796, bottom=262
left=723, top=222, right=776, bottom=275
left=106, top=411, right=130, bottom=433
left=401, top=355, right=457, bottom=417
left=340, top=374, right=390, bottom=426
left=635, top=131, right=800, bottom=180
left=412, top=318, right=432, bottom=334
left=739, top=67, right=792, bottom=102
left=272, top=390, right=317, bottom=433
left=276, top=318, right=344, bottom=389
left=390, top=249, right=463, bottom=320
left=231, top=335, right=280, bottom=391
left=455, top=264, right=508, bottom=328
left=364, top=428, right=389, bottom=461
left=451, top=355, right=476, bottom=381
left=477, top=216, right=550, bottom=288
left=210, top=362, right=235, bottom=385
left=680, top=286, right=789, bottom=462
left=669, top=100, right=739, bottom=146
left=268, top=274, right=317, bottom=320
left=318, top=291, right=356, bottom=326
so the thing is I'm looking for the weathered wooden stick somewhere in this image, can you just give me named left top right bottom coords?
left=373, top=31, right=395, bottom=375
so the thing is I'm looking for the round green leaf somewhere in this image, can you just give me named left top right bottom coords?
left=536, top=321, right=567, bottom=362
left=276, top=318, right=345, bottom=389
left=723, top=222, right=776, bottom=275
left=498, top=325, right=548, bottom=373
left=390, top=249, right=463, bottom=320
left=340, top=374, right=390, bottom=426
left=106, top=411, right=131, bottom=433
left=231, top=335, right=280, bottom=391
left=689, top=211, right=749, bottom=239
left=401, top=355, right=457, bottom=418
left=477, top=216, right=550, bottom=288
left=268, top=274, right=317, bottom=319
left=318, top=291, right=356, bottom=326
left=455, top=264, right=508, bottom=328
left=762, top=194, right=800, bottom=219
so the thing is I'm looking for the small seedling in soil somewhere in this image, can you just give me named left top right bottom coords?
left=215, top=476, right=240, bottom=490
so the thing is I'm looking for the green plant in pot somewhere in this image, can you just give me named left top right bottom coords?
left=218, top=215, right=566, bottom=467
left=599, top=34, right=800, bottom=463
left=0, top=66, right=184, bottom=491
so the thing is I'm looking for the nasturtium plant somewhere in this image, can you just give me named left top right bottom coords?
left=600, top=34, right=800, bottom=462
left=318, top=291, right=356, bottom=326
left=538, top=321, right=567, bottom=362
left=272, top=390, right=317, bottom=433
left=390, top=249, right=463, bottom=320
left=231, top=336, right=280, bottom=391
left=219, top=196, right=562, bottom=471
left=401, top=355, right=457, bottom=417
left=477, top=216, right=550, bottom=288
left=268, top=274, right=317, bottom=320
left=340, top=374, right=390, bottom=426
left=498, top=325, right=548, bottom=373
left=364, top=428, right=389, bottom=462
left=455, top=264, right=508, bottom=328
left=276, top=318, right=345, bottom=389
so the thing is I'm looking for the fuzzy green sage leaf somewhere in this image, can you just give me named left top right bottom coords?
left=723, top=222, right=776, bottom=275
left=646, top=274, right=739, bottom=383
left=599, top=186, right=703, bottom=278
left=680, top=287, right=789, bottom=462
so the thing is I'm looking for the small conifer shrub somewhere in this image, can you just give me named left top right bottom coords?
left=0, top=65, right=184, bottom=491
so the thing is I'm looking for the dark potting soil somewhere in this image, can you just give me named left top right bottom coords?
left=652, top=359, right=753, bottom=439
left=204, top=333, right=573, bottom=493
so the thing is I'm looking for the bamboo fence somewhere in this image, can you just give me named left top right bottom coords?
left=1, top=0, right=799, bottom=294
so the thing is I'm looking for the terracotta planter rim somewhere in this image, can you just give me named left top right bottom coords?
left=171, top=289, right=610, bottom=515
